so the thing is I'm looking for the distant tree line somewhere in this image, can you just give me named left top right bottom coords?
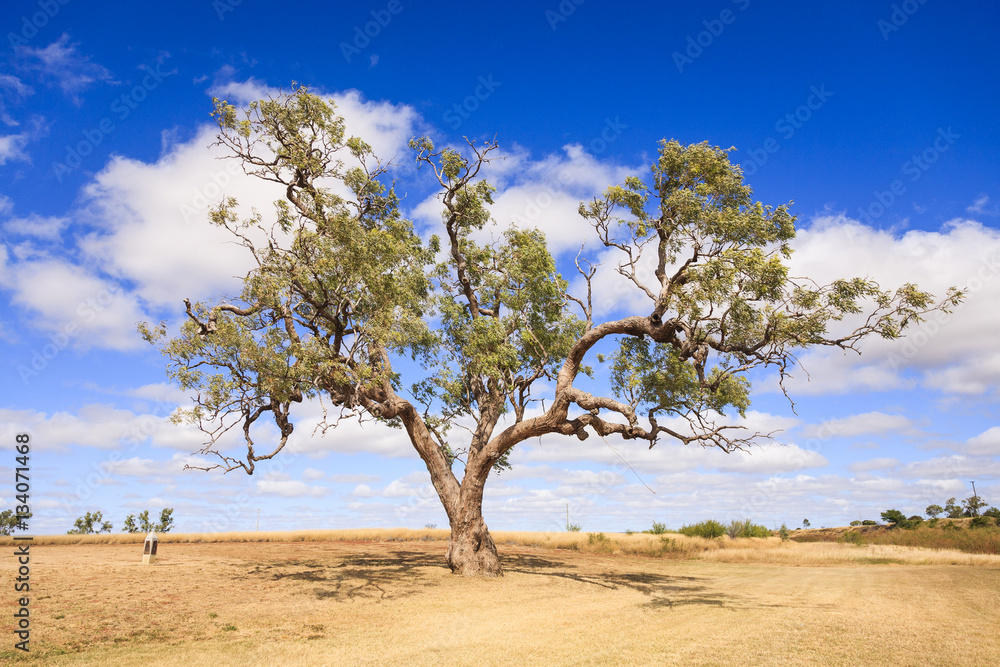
left=65, top=509, right=175, bottom=535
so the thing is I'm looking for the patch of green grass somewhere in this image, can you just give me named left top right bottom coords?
left=222, top=624, right=237, bottom=632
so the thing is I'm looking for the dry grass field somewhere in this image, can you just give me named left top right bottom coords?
left=3, top=531, right=999, bottom=666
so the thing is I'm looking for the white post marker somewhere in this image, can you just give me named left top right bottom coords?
left=142, top=532, right=158, bottom=565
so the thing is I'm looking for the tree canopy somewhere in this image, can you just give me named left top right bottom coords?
left=141, top=85, right=962, bottom=576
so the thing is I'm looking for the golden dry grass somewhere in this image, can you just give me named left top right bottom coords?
left=2, top=532, right=1000, bottom=665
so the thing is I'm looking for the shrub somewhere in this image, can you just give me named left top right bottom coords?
left=678, top=519, right=725, bottom=539
left=942, top=521, right=962, bottom=531
left=880, top=509, right=908, bottom=527
left=970, top=516, right=991, bottom=529
left=861, top=519, right=877, bottom=526
left=779, top=524, right=790, bottom=541
left=566, top=523, right=581, bottom=532
left=725, top=518, right=771, bottom=539
left=841, top=531, right=865, bottom=546
left=927, top=518, right=940, bottom=527
left=983, top=507, right=1000, bottom=519
left=849, top=520, right=862, bottom=527
left=905, top=515, right=924, bottom=529
left=587, top=532, right=609, bottom=544
left=643, top=521, right=669, bottom=535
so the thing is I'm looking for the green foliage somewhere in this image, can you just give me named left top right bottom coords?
left=67, top=511, right=113, bottom=535
left=778, top=524, right=790, bottom=541
left=861, top=519, right=877, bottom=526
left=942, top=521, right=961, bottom=531
left=841, top=530, right=865, bottom=546
left=0, top=509, right=28, bottom=536
left=587, top=532, right=610, bottom=545
left=642, top=521, right=669, bottom=535
left=969, top=516, right=991, bottom=529
left=725, top=518, right=771, bottom=538
left=983, top=507, right=1000, bottom=519
left=880, top=509, right=906, bottom=526
left=944, top=498, right=964, bottom=519
left=849, top=520, right=861, bottom=526
left=123, top=509, right=175, bottom=533
left=963, top=495, right=988, bottom=517
left=925, top=504, right=944, bottom=519
left=678, top=519, right=726, bottom=539
left=802, top=519, right=810, bottom=528
left=142, top=87, right=962, bottom=564
left=927, top=518, right=940, bottom=527
left=566, top=523, right=581, bottom=532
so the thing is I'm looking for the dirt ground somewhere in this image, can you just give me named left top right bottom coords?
left=3, top=540, right=999, bottom=666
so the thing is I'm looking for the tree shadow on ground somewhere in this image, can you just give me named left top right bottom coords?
left=236, top=543, right=771, bottom=611
left=238, top=549, right=448, bottom=602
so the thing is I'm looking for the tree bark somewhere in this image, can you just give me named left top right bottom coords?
left=445, top=502, right=503, bottom=577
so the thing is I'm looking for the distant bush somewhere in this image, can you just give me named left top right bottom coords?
left=725, top=518, right=771, bottom=539
left=643, top=521, right=669, bottom=535
left=587, top=532, right=608, bottom=544
left=984, top=507, right=1000, bottom=519
left=566, top=523, right=581, bottom=532
left=861, top=519, right=877, bottom=526
left=679, top=519, right=725, bottom=539
left=928, top=518, right=940, bottom=527
left=942, top=521, right=961, bottom=531
left=779, top=524, right=790, bottom=541
left=841, top=531, right=865, bottom=546
left=849, top=520, right=861, bottom=527
left=880, top=509, right=907, bottom=527
left=970, top=517, right=991, bottom=529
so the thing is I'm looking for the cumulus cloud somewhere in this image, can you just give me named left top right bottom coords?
left=759, top=215, right=1000, bottom=397
left=966, top=427, right=1000, bottom=456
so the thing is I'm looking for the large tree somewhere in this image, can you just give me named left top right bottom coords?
left=140, top=86, right=961, bottom=576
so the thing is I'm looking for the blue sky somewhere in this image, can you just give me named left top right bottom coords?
left=1, top=0, right=998, bottom=535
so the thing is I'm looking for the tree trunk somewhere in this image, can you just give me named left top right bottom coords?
left=445, top=496, right=503, bottom=577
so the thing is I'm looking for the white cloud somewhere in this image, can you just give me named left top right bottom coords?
left=760, top=215, right=1000, bottom=397
left=800, top=412, right=917, bottom=439
left=3, top=213, right=70, bottom=240
left=0, top=132, right=29, bottom=165
left=15, top=33, right=114, bottom=104
left=848, top=457, right=900, bottom=473
left=966, top=427, right=1000, bottom=456
left=6, top=259, right=147, bottom=351
left=256, top=479, right=329, bottom=498
left=967, top=194, right=997, bottom=216
left=303, top=468, right=326, bottom=481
